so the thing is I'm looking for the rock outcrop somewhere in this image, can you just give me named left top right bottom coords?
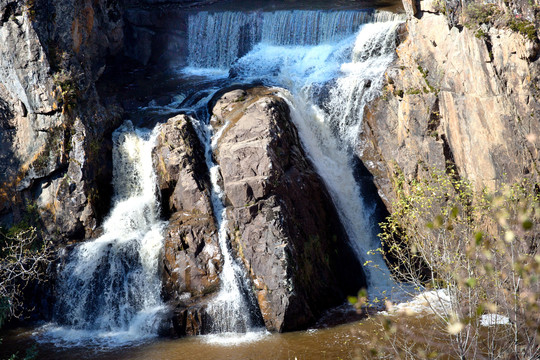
left=211, top=88, right=366, bottom=332
left=152, top=114, right=222, bottom=336
left=360, top=0, right=540, bottom=209
left=0, top=0, right=124, bottom=241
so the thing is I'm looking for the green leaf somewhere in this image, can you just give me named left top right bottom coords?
left=522, top=219, right=533, bottom=230
left=475, top=231, right=484, bottom=246
left=465, top=277, right=477, bottom=288
left=450, top=206, right=459, bottom=219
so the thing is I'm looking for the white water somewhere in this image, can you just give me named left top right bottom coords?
left=188, top=10, right=403, bottom=68
left=190, top=116, right=260, bottom=336
left=41, top=121, right=166, bottom=346
left=185, top=13, right=405, bottom=301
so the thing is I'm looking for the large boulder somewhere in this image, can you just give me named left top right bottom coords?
left=211, top=87, right=366, bottom=332
left=152, top=114, right=221, bottom=336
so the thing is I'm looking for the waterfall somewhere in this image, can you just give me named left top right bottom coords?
left=35, top=8, right=408, bottom=348
left=186, top=12, right=405, bottom=300
left=45, top=121, right=166, bottom=345
left=187, top=10, right=404, bottom=68
left=187, top=112, right=262, bottom=340
left=269, top=21, right=402, bottom=298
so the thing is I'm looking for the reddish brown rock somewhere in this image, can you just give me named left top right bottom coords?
left=212, top=87, right=366, bottom=332
left=153, top=114, right=221, bottom=335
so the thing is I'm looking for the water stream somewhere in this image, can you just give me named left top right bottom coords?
left=36, top=7, right=406, bottom=348
left=185, top=10, right=405, bottom=300
left=190, top=109, right=263, bottom=338
left=39, top=122, right=166, bottom=346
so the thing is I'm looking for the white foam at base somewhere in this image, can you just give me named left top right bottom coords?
left=379, top=289, right=452, bottom=316
left=200, top=330, right=269, bottom=346
left=40, top=122, right=166, bottom=347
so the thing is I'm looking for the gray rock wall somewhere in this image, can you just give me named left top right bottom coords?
left=0, top=0, right=124, bottom=241
left=360, top=0, right=540, bottom=209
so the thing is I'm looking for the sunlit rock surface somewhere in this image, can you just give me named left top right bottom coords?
left=211, top=88, right=366, bottom=332
left=360, top=0, right=540, bottom=208
left=0, top=0, right=124, bottom=240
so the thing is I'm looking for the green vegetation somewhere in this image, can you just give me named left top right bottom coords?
left=371, top=167, right=539, bottom=358
left=455, top=1, right=538, bottom=43
left=24, top=0, right=36, bottom=21
left=432, top=0, right=447, bottom=16
left=53, top=70, right=80, bottom=112
left=507, top=17, right=538, bottom=42
left=32, top=126, right=64, bottom=173
left=417, top=64, right=438, bottom=94
left=1, top=203, right=40, bottom=241
left=464, top=2, right=501, bottom=26
left=475, top=28, right=487, bottom=40
left=405, top=88, right=421, bottom=95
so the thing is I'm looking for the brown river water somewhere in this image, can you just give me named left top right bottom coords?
left=1, top=313, right=446, bottom=360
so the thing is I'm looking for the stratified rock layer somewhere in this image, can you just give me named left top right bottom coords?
left=361, top=0, right=540, bottom=208
left=153, top=114, right=221, bottom=336
left=212, top=87, right=366, bottom=332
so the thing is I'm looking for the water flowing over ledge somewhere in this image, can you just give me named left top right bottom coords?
left=190, top=115, right=264, bottom=336
left=38, top=122, right=167, bottom=347
left=186, top=16, right=406, bottom=300
left=40, top=8, right=407, bottom=347
left=188, top=10, right=406, bottom=68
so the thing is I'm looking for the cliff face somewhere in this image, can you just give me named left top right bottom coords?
left=360, top=0, right=540, bottom=208
left=0, top=0, right=125, bottom=241
left=0, top=0, right=231, bottom=241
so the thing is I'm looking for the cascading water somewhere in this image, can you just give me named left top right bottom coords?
left=188, top=10, right=401, bottom=68
left=43, top=121, right=166, bottom=345
left=42, top=8, right=407, bottom=347
left=185, top=10, right=406, bottom=301
left=193, top=119, right=260, bottom=337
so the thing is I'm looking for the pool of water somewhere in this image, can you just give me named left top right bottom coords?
left=1, top=313, right=440, bottom=360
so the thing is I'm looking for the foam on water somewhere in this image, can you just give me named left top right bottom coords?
left=222, top=20, right=405, bottom=300
left=188, top=10, right=404, bottom=68
left=200, top=331, right=270, bottom=346
left=44, top=9, right=409, bottom=347
left=39, top=121, right=166, bottom=346
left=189, top=116, right=262, bottom=335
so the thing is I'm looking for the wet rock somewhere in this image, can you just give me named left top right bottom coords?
left=169, top=299, right=211, bottom=336
left=212, top=87, right=366, bottom=332
left=153, top=114, right=221, bottom=335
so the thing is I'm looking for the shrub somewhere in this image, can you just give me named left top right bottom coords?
left=507, top=16, right=538, bottom=41
left=53, top=70, right=80, bottom=112
left=0, top=227, right=54, bottom=322
left=464, top=3, right=501, bottom=26
left=377, top=168, right=539, bottom=359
